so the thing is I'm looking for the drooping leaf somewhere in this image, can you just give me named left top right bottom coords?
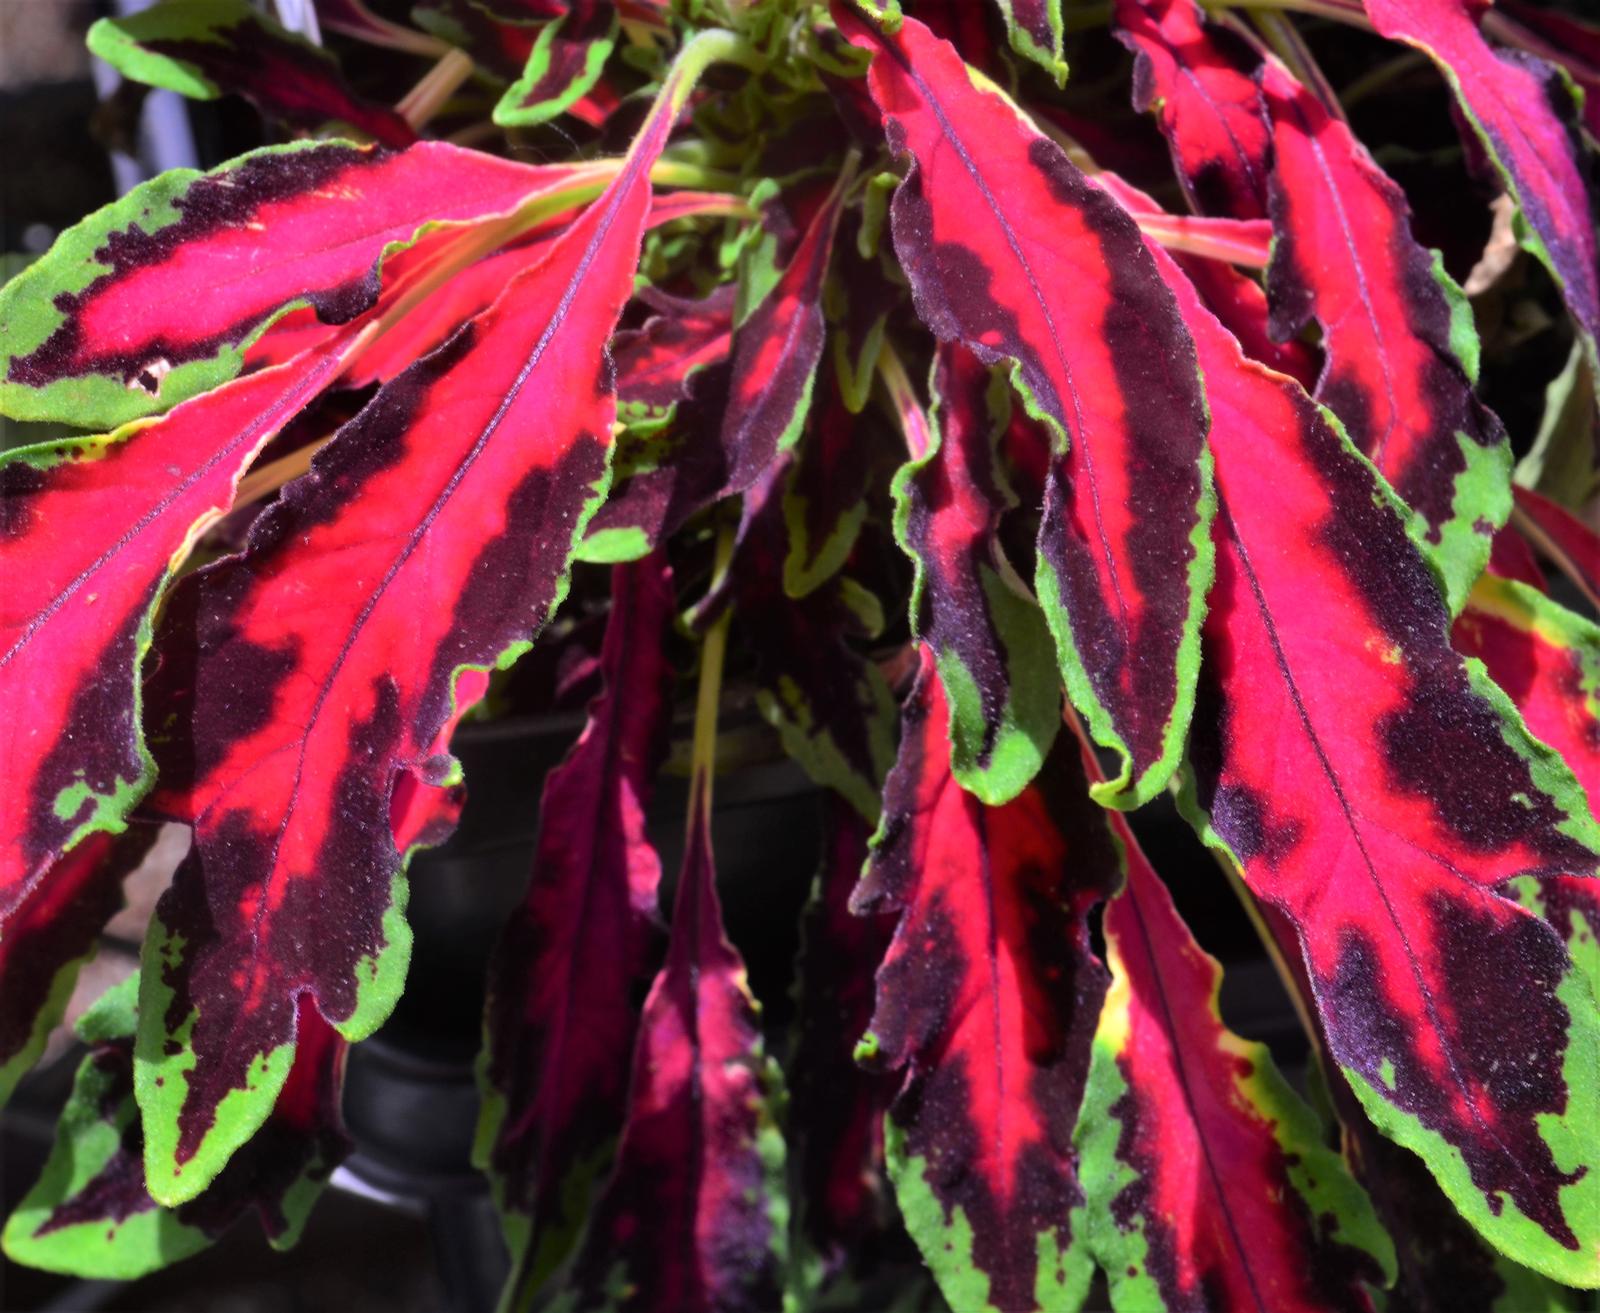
left=1113, top=0, right=1270, bottom=220
left=555, top=783, right=788, bottom=1312
left=1513, top=485, right=1600, bottom=612
left=789, top=795, right=896, bottom=1279
left=1362, top=0, right=1600, bottom=362
left=725, top=466, right=897, bottom=824
left=1077, top=794, right=1395, bottom=1312
left=579, top=286, right=738, bottom=563
left=894, top=341, right=1060, bottom=805
left=0, top=826, right=155, bottom=1106
left=0, top=140, right=593, bottom=427
left=1154, top=240, right=1600, bottom=1283
left=852, top=645, right=1119, bottom=1313
left=839, top=6, right=1214, bottom=808
left=614, top=285, right=738, bottom=424
left=2, top=976, right=349, bottom=1279
left=493, top=0, right=619, bottom=128
left=1, top=337, right=375, bottom=932
left=475, top=555, right=675, bottom=1305
left=87, top=0, right=417, bottom=147
left=990, top=0, right=1067, bottom=85
left=1498, top=0, right=1600, bottom=137
left=1259, top=60, right=1511, bottom=611
left=131, top=49, right=713, bottom=1205
left=1454, top=574, right=1600, bottom=988
left=717, top=167, right=851, bottom=501
left=1454, top=574, right=1599, bottom=809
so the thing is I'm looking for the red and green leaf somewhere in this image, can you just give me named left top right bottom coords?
left=614, top=285, right=737, bottom=423
left=1497, top=1, right=1600, bottom=138
left=3, top=976, right=349, bottom=1279
left=1513, top=485, right=1600, bottom=613
left=789, top=795, right=896, bottom=1277
left=1454, top=574, right=1599, bottom=811
left=852, top=646, right=1119, bottom=1313
left=1113, top=0, right=1271, bottom=220
left=1259, top=60, right=1511, bottom=611
left=475, top=556, right=675, bottom=1302
left=1454, top=574, right=1600, bottom=990
left=894, top=342, right=1060, bottom=805
left=0, top=826, right=156, bottom=1106
left=990, top=0, right=1067, bottom=84
left=0, top=139, right=592, bottom=428
left=1300, top=968, right=1583, bottom=1313
left=493, top=0, right=619, bottom=128
left=1362, top=0, right=1600, bottom=362
left=556, top=784, right=788, bottom=1312
left=1094, top=172, right=1316, bottom=388
left=0, top=339, right=372, bottom=938
left=1077, top=797, right=1395, bottom=1312
left=130, top=51, right=712, bottom=1205
left=249, top=191, right=742, bottom=391
left=717, top=167, right=851, bottom=501
left=579, top=286, right=739, bottom=563
left=1154, top=241, right=1600, bottom=1282
left=87, top=0, right=416, bottom=147
left=839, top=7, right=1214, bottom=808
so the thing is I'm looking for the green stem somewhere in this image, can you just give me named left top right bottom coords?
left=689, top=520, right=738, bottom=823
left=395, top=47, right=476, bottom=130
left=1251, top=10, right=1348, bottom=122
left=1201, top=0, right=1370, bottom=30
left=1339, top=49, right=1429, bottom=107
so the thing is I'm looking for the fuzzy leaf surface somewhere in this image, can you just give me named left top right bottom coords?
left=131, top=78, right=687, bottom=1205
left=0, top=141, right=587, bottom=427
left=556, top=796, right=788, bottom=1312
left=1078, top=800, right=1394, bottom=1312
left=1156, top=242, right=1600, bottom=1282
left=3, top=979, right=348, bottom=1279
left=0, top=337, right=374, bottom=934
left=476, top=556, right=674, bottom=1302
left=839, top=6, right=1214, bottom=808
left=1259, top=61, right=1510, bottom=610
left=1363, top=0, right=1600, bottom=361
left=895, top=342, right=1059, bottom=805
left=1113, top=0, right=1270, bottom=219
left=853, top=646, right=1118, bottom=1313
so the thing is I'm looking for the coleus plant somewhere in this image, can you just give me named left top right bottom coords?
left=2, top=0, right=1599, bottom=1307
